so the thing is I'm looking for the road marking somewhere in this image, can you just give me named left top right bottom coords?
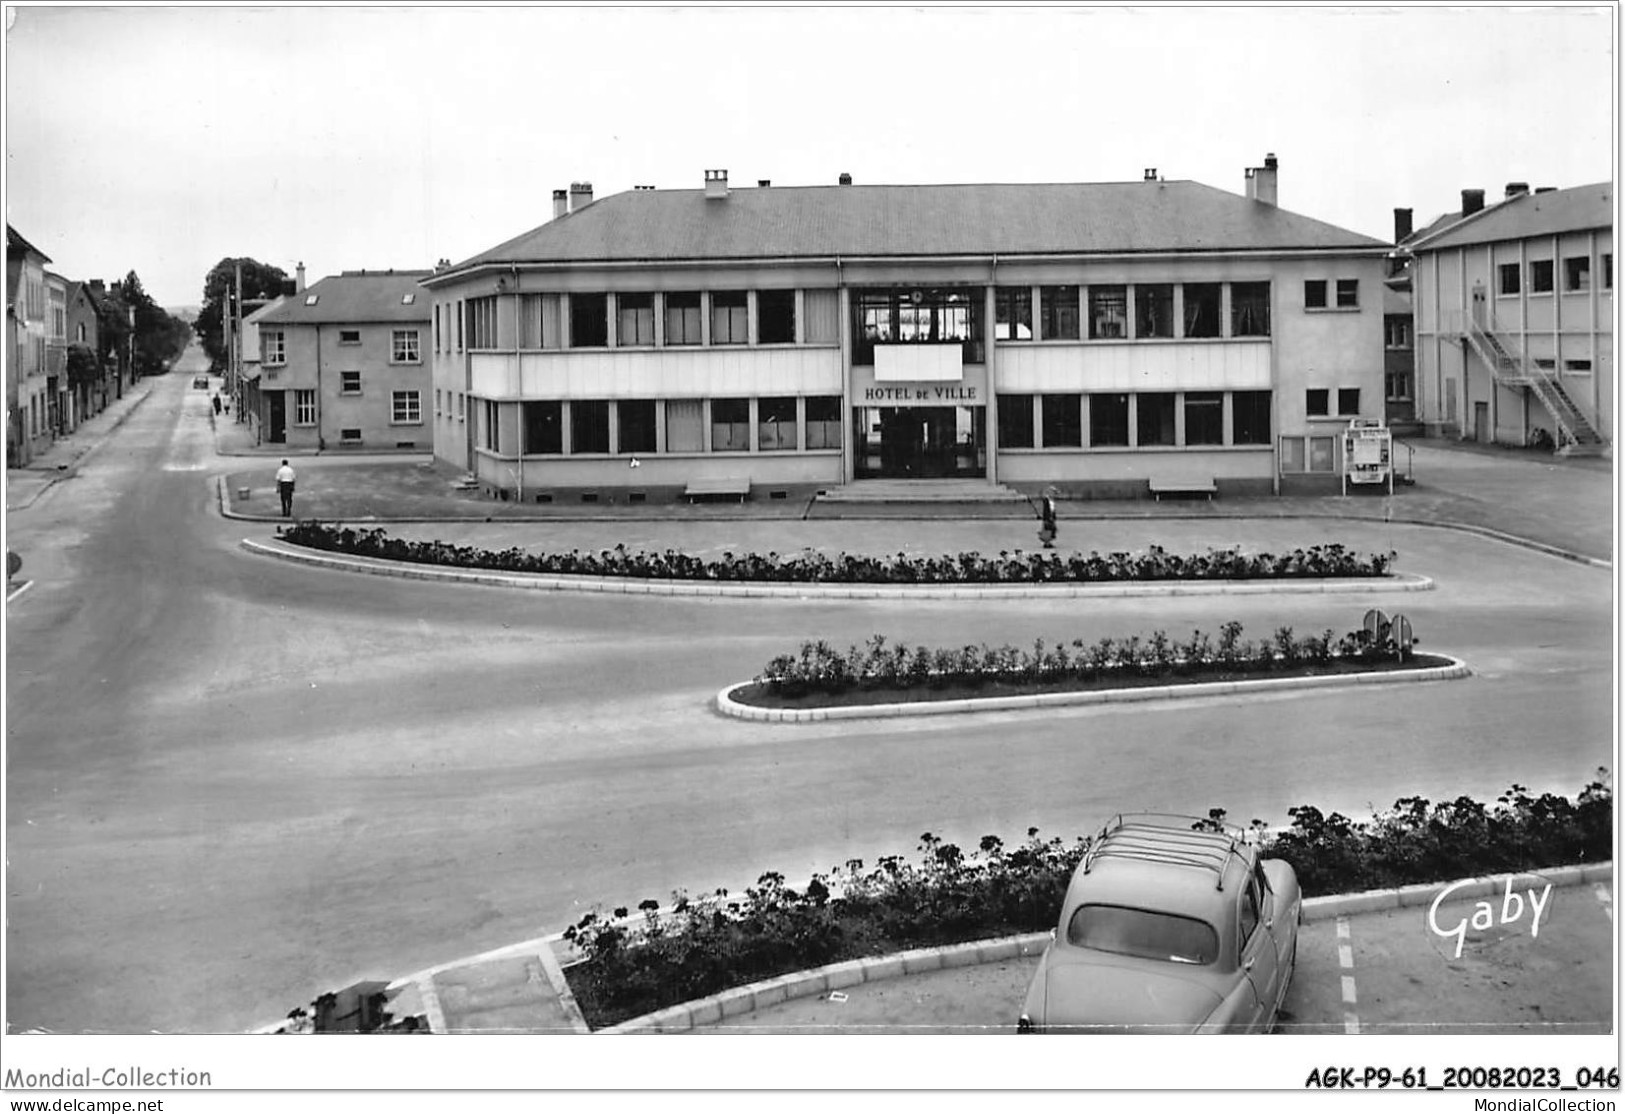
left=1336, top=916, right=1361, bottom=1035
left=1595, top=884, right=1612, bottom=921
left=6, top=579, right=33, bottom=604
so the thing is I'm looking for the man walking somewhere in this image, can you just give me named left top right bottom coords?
left=276, top=459, right=297, bottom=518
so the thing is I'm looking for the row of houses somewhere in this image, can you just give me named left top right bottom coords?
left=235, top=156, right=1612, bottom=500
left=6, top=226, right=140, bottom=467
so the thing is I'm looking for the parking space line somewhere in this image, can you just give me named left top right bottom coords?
left=1337, top=917, right=1361, bottom=1034
left=1595, top=884, right=1612, bottom=922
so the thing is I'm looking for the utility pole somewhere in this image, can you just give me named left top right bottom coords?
left=233, top=261, right=244, bottom=424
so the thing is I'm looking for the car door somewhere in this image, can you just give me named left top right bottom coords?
left=1237, top=868, right=1280, bottom=1032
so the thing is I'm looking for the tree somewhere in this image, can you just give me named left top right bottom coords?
left=195, top=258, right=290, bottom=370
left=115, top=271, right=189, bottom=377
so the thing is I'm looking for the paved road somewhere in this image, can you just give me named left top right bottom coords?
left=3, top=360, right=1613, bottom=1033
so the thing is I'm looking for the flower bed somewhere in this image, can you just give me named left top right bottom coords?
left=738, top=621, right=1435, bottom=707
left=276, top=522, right=1396, bottom=585
left=564, top=775, right=1612, bottom=1030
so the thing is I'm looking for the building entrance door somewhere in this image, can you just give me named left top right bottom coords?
left=267, top=392, right=286, bottom=443
left=1474, top=401, right=1491, bottom=443
left=855, top=406, right=984, bottom=479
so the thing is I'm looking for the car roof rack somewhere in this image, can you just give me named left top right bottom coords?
left=1082, top=813, right=1248, bottom=891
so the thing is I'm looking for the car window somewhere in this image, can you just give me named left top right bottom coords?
left=1067, top=903, right=1219, bottom=965
left=1239, top=878, right=1261, bottom=947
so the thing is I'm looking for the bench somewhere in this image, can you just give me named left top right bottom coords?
left=684, top=477, right=751, bottom=504
left=1149, top=477, right=1217, bottom=501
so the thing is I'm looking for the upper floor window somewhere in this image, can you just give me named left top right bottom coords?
left=391, top=329, right=421, bottom=363
left=616, top=293, right=654, bottom=346
left=1385, top=317, right=1412, bottom=349
left=570, top=293, right=608, bottom=347
left=757, top=290, right=796, bottom=344
left=1088, top=286, right=1127, bottom=340
left=1603, top=254, right=1613, bottom=291
left=1564, top=256, right=1591, bottom=292
left=339, top=329, right=361, bottom=345
left=467, top=296, right=498, bottom=348
left=1306, top=388, right=1329, bottom=417
left=994, top=287, right=1032, bottom=341
left=392, top=390, right=422, bottom=423
left=1337, top=387, right=1360, bottom=416
left=1230, top=282, right=1270, bottom=337
left=1499, top=263, right=1521, bottom=296
left=1040, top=286, right=1079, bottom=341
left=1335, top=279, right=1359, bottom=308
left=263, top=329, right=285, bottom=365
left=340, top=370, right=361, bottom=394
left=1183, top=283, right=1221, bottom=337
left=665, top=292, right=702, bottom=345
left=711, top=291, right=748, bottom=345
left=1135, top=284, right=1174, bottom=339
left=1529, top=259, right=1554, bottom=294
left=1304, top=280, right=1328, bottom=309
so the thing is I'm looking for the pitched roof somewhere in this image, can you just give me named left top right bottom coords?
left=6, top=224, right=51, bottom=263
left=434, top=179, right=1389, bottom=280
left=258, top=270, right=432, bottom=325
left=1410, top=183, right=1612, bottom=252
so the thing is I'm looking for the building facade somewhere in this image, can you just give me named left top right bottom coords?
left=253, top=270, right=431, bottom=451
left=422, top=158, right=1391, bottom=501
left=6, top=225, right=52, bottom=465
left=1409, top=182, right=1612, bottom=452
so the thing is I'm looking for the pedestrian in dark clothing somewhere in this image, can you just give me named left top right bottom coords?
left=212, top=394, right=222, bottom=416
left=276, top=460, right=296, bottom=518
left=1038, top=491, right=1059, bottom=548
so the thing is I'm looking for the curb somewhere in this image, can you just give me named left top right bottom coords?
left=597, top=861, right=1613, bottom=1034
left=715, top=654, right=1472, bottom=722
left=238, top=536, right=1435, bottom=600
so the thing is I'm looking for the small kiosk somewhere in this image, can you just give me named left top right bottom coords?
left=1342, top=417, right=1393, bottom=494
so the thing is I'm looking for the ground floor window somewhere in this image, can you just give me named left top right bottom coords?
left=1137, top=392, right=1176, bottom=446
left=806, top=395, right=841, bottom=449
left=571, top=399, right=610, bottom=453
left=294, top=389, right=316, bottom=425
left=1041, top=393, right=1082, bottom=447
left=1183, top=391, right=1224, bottom=446
left=618, top=398, right=656, bottom=454
left=1232, top=391, right=1271, bottom=444
left=711, top=397, right=750, bottom=451
left=758, top=396, right=797, bottom=450
left=482, top=399, right=500, bottom=451
left=997, top=394, right=1034, bottom=448
left=1281, top=435, right=1337, bottom=473
left=524, top=400, right=562, bottom=454
left=1089, top=393, right=1130, bottom=446
left=666, top=399, right=703, bottom=452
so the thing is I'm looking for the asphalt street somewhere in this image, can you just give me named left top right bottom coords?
left=3, top=356, right=1614, bottom=1034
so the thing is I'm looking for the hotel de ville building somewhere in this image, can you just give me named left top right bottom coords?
left=421, top=155, right=1391, bottom=503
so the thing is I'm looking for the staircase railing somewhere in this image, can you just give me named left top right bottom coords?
left=1461, top=315, right=1606, bottom=451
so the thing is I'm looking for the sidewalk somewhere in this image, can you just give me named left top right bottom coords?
left=5, top=377, right=159, bottom=512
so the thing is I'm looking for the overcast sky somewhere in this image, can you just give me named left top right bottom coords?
left=3, top=4, right=1616, bottom=310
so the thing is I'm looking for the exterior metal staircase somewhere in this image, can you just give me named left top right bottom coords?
left=1462, top=317, right=1608, bottom=456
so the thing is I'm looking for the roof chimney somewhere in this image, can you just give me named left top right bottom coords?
left=1143, top=168, right=1158, bottom=181
left=1244, top=152, right=1278, bottom=206
left=757, top=179, right=771, bottom=188
left=1393, top=207, right=1414, bottom=243
left=838, top=172, right=853, bottom=186
left=569, top=182, right=594, bottom=211
left=1504, top=181, right=1530, bottom=200
left=296, top=262, right=306, bottom=292
left=704, top=169, right=729, bottom=199
left=1535, top=186, right=1557, bottom=194
left=553, top=189, right=568, bottom=219
left=1461, top=189, right=1485, bottom=215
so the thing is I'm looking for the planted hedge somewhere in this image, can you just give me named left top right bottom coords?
left=277, top=522, right=1395, bottom=585
left=564, top=774, right=1613, bottom=1029
left=747, top=621, right=1428, bottom=701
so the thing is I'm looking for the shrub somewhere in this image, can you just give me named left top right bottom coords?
left=562, top=776, right=1611, bottom=1029
left=277, top=523, right=1397, bottom=586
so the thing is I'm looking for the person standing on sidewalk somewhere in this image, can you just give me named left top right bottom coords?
left=275, top=459, right=297, bottom=518
left=1038, top=487, right=1059, bottom=549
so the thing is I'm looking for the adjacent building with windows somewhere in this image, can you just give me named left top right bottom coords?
left=6, top=224, right=52, bottom=465
left=253, top=269, right=431, bottom=450
left=1408, top=181, right=1612, bottom=452
left=422, top=157, right=1390, bottom=501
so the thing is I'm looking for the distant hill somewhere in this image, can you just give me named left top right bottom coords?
left=166, top=306, right=200, bottom=322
